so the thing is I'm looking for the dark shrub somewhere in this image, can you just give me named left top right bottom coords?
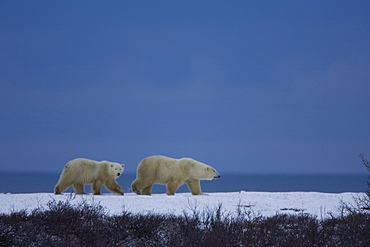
left=1, top=198, right=369, bottom=246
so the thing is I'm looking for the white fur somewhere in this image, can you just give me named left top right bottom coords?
left=54, top=158, right=125, bottom=195
left=131, top=155, right=220, bottom=195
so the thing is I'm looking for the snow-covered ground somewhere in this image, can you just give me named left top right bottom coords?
left=0, top=192, right=364, bottom=219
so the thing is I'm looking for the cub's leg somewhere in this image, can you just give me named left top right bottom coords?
left=105, top=177, right=124, bottom=195
left=92, top=180, right=104, bottom=195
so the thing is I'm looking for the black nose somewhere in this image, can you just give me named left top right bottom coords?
left=215, top=175, right=220, bottom=178
left=117, top=173, right=120, bottom=176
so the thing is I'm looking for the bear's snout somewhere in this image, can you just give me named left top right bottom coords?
left=214, top=174, right=221, bottom=178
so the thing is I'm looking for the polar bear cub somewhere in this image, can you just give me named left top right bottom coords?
left=54, top=158, right=125, bottom=195
left=131, top=155, right=220, bottom=195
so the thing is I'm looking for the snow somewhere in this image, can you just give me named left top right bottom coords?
left=0, top=192, right=364, bottom=219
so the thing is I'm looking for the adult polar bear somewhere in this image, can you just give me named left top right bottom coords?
left=131, top=155, right=220, bottom=195
left=55, top=158, right=125, bottom=195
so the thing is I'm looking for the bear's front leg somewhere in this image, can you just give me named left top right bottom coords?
left=186, top=178, right=205, bottom=195
left=92, top=180, right=104, bottom=195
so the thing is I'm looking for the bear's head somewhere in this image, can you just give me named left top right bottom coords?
left=185, top=158, right=220, bottom=180
left=109, top=162, right=125, bottom=179
left=200, top=165, right=221, bottom=180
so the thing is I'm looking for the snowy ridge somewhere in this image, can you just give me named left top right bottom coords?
left=0, top=192, right=364, bottom=219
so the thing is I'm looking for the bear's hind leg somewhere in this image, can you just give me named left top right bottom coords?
left=54, top=186, right=61, bottom=194
left=73, top=183, right=86, bottom=194
left=105, top=178, right=124, bottom=195
left=142, top=184, right=153, bottom=195
left=131, top=180, right=141, bottom=195
left=54, top=180, right=72, bottom=194
left=166, top=179, right=183, bottom=196
left=131, top=179, right=152, bottom=195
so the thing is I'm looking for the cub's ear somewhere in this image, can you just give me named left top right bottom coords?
left=111, top=164, right=113, bottom=167
left=121, top=164, right=124, bottom=168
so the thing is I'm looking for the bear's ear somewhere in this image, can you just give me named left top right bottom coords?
left=111, top=164, right=113, bottom=167
left=121, top=164, right=124, bottom=167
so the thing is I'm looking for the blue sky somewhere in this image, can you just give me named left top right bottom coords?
left=1, top=1, right=369, bottom=174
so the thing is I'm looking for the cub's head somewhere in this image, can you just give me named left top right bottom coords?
left=109, top=162, right=125, bottom=179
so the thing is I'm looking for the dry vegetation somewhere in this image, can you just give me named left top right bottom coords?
left=0, top=197, right=369, bottom=247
